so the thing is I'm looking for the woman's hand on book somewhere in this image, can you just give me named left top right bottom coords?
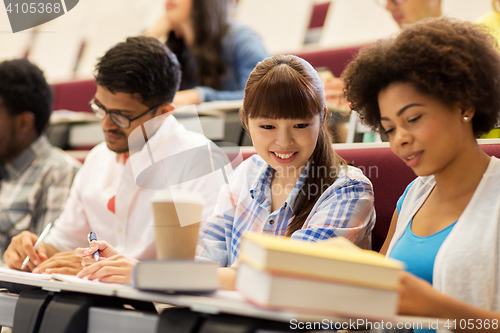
left=397, top=271, right=444, bottom=317
left=76, top=254, right=138, bottom=284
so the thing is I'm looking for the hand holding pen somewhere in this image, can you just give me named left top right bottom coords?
left=75, top=239, right=128, bottom=282
left=87, top=231, right=99, bottom=261
left=75, top=234, right=116, bottom=265
left=20, top=222, right=53, bottom=270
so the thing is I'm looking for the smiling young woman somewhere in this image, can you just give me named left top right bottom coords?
left=342, top=18, right=500, bottom=328
left=195, top=55, right=376, bottom=289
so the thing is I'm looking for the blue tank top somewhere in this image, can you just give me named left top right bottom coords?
left=389, top=181, right=456, bottom=284
left=389, top=181, right=456, bottom=333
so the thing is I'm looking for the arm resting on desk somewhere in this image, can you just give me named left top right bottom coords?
left=32, top=250, right=82, bottom=275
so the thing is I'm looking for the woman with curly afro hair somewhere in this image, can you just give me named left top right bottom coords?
left=343, top=18, right=500, bottom=326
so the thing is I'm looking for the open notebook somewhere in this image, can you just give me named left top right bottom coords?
left=0, top=267, right=130, bottom=296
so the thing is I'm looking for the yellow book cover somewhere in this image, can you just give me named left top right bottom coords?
left=239, top=232, right=403, bottom=289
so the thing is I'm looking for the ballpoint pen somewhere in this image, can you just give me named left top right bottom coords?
left=21, top=222, right=53, bottom=270
left=88, top=231, right=99, bottom=261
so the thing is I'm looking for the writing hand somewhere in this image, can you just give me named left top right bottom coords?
left=3, top=231, right=44, bottom=271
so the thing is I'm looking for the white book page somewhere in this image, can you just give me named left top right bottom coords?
left=50, top=273, right=132, bottom=291
left=0, top=266, right=52, bottom=280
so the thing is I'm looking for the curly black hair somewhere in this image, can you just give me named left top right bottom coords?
left=0, top=59, right=52, bottom=135
left=95, top=36, right=181, bottom=108
left=342, top=18, right=500, bottom=137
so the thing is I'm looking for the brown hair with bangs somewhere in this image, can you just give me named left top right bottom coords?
left=241, top=55, right=346, bottom=236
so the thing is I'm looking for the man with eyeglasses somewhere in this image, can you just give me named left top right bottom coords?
left=4, top=37, right=231, bottom=274
left=376, top=0, right=442, bottom=27
left=0, top=59, right=81, bottom=260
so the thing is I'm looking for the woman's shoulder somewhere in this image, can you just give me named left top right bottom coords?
left=225, top=21, right=264, bottom=44
left=226, top=21, right=256, bottom=35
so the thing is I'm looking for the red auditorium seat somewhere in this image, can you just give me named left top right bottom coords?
left=336, top=148, right=415, bottom=252
left=308, top=2, right=331, bottom=29
left=295, top=45, right=363, bottom=77
left=52, top=79, right=96, bottom=112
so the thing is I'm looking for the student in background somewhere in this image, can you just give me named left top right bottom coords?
left=379, top=0, right=442, bottom=28
left=477, top=0, right=500, bottom=46
left=476, top=1, right=500, bottom=139
left=75, top=55, right=375, bottom=287
left=0, top=59, right=80, bottom=257
left=4, top=37, right=230, bottom=274
left=343, top=18, right=500, bottom=323
left=145, top=0, right=269, bottom=105
left=323, top=0, right=443, bottom=113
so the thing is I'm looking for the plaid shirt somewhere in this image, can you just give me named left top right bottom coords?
left=196, top=154, right=375, bottom=266
left=0, top=135, right=80, bottom=254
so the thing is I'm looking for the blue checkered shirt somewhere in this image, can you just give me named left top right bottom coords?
left=196, top=154, right=375, bottom=266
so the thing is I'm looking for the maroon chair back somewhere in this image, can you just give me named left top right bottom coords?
left=295, top=46, right=363, bottom=77
left=308, top=2, right=331, bottom=29
left=52, top=79, right=97, bottom=112
left=481, top=144, right=500, bottom=160
left=335, top=148, right=416, bottom=252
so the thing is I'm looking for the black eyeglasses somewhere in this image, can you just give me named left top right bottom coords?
left=89, top=98, right=163, bottom=129
left=375, top=0, right=407, bottom=7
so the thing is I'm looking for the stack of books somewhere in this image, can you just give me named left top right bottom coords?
left=235, top=233, right=403, bottom=318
